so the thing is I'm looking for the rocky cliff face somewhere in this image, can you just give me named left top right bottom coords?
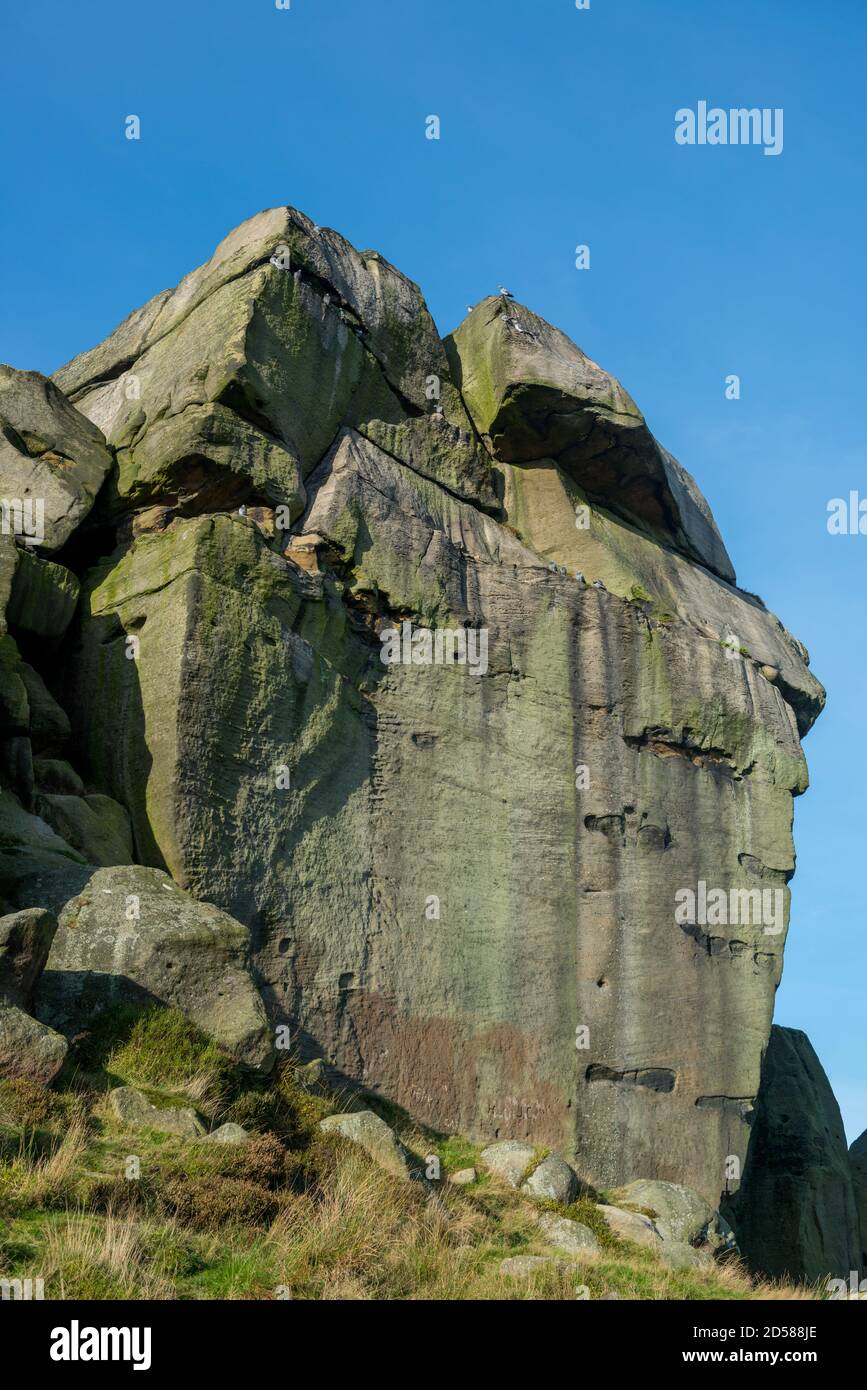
left=0, top=207, right=825, bottom=1211
left=724, top=1027, right=862, bottom=1283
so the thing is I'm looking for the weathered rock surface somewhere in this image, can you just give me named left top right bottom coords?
left=724, top=1027, right=862, bottom=1282
left=537, top=1212, right=600, bottom=1254
left=30, top=865, right=273, bottom=1070
left=0, top=207, right=826, bottom=1219
left=521, top=1153, right=579, bottom=1205
left=201, top=1122, right=250, bottom=1145
left=319, top=1109, right=412, bottom=1180
left=0, top=1003, right=67, bottom=1083
left=0, top=907, right=57, bottom=1009
left=445, top=297, right=735, bottom=581
left=108, top=1085, right=205, bottom=1137
left=658, top=1241, right=712, bottom=1270
left=448, top=1167, right=477, bottom=1186
left=0, top=364, right=112, bottom=552
left=850, top=1129, right=867, bottom=1269
left=480, top=1140, right=537, bottom=1188
left=608, top=1179, right=729, bottom=1250
left=597, top=1204, right=669, bottom=1249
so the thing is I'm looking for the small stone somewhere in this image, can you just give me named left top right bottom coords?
left=108, top=1086, right=205, bottom=1138
left=202, top=1122, right=250, bottom=1144
left=448, top=1167, right=477, bottom=1186
left=498, top=1255, right=574, bottom=1278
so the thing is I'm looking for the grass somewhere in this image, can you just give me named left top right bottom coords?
left=0, top=1003, right=825, bottom=1302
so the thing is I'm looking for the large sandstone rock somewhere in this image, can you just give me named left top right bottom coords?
left=33, top=208, right=824, bottom=1208
left=32, top=865, right=273, bottom=1070
left=850, top=1130, right=867, bottom=1269
left=0, top=1003, right=67, bottom=1083
left=445, top=297, right=734, bottom=581
left=0, top=907, right=57, bottom=1009
left=56, top=207, right=496, bottom=520
left=724, top=1027, right=862, bottom=1283
left=0, top=365, right=112, bottom=552
left=608, top=1179, right=732, bottom=1250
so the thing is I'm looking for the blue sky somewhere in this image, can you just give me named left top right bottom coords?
left=2, top=0, right=865, bottom=1138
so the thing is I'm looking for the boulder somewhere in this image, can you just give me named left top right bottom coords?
left=521, top=1153, right=579, bottom=1204
left=658, top=1242, right=712, bottom=1271
left=108, top=1085, right=204, bottom=1137
left=597, top=1204, right=669, bottom=1250
left=201, top=1123, right=250, bottom=1145
left=0, top=907, right=57, bottom=1009
left=608, top=1179, right=724, bottom=1248
left=0, top=364, right=112, bottom=553
left=537, top=1212, right=600, bottom=1254
left=448, top=1167, right=477, bottom=1186
left=319, top=1109, right=412, bottom=1180
left=6, top=550, right=79, bottom=638
left=35, top=793, right=134, bottom=867
left=33, top=865, right=273, bottom=1071
left=724, top=1027, right=862, bottom=1283
left=0, top=1003, right=67, bottom=1083
left=850, top=1129, right=867, bottom=1269
left=480, top=1140, right=537, bottom=1188
left=32, top=760, right=85, bottom=797
left=17, top=663, right=71, bottom=751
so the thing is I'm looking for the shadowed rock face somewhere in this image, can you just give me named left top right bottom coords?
left=0, top=207, right=826, bottom=1208
left=723, top=1027, right=862, bottom=1283
left=850, top=1129, right=867, bottom=1268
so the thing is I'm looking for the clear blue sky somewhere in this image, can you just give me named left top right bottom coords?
left=2, top=0, right=865, bottom=1138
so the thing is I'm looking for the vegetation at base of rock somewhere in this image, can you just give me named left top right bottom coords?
left=0, top=1003, right=823, bottom=1301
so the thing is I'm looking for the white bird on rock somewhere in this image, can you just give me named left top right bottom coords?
left=499, top=286, right=514, bottom=299
left=592, top=578, right=606, bottom=591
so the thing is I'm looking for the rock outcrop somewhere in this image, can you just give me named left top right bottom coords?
left=850, top=1129, right=867, bottom=1269
left=28, top=864, right=274, bottom=1070
left=723, top=1027, right=862, bottom=1283
left=0, top=207, right=828, bottom=1225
